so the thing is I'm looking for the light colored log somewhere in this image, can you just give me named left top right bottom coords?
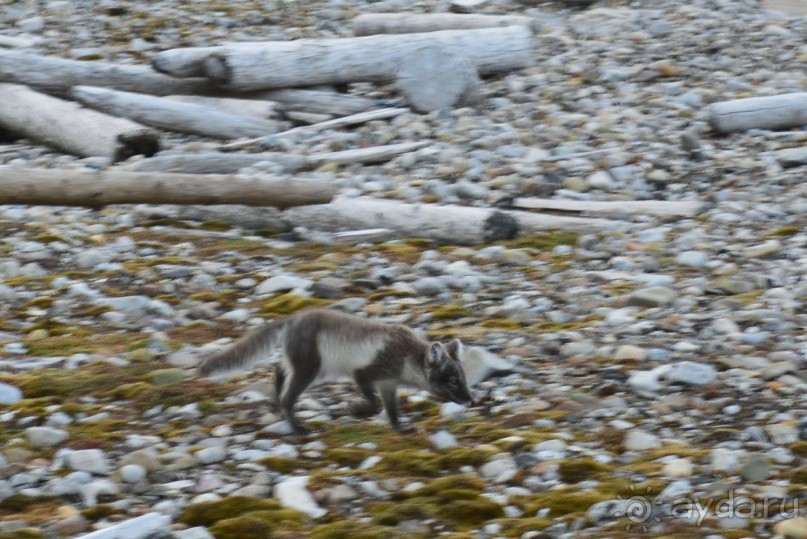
left=0, top=50, right=213, bottom=97
left=201, top=26, right=532, bottom=91
left=0, top=84, right=159, bottom=161
left=254, top=89, right=374, bottom=116
left=151, top=46, right=221, bottom=78
left=283, top=197, right=519, bottom=245
left=396, top=46, right=480, bottom=112
left=70, top=86, right=281, bottom=139
left=352, top=13, right=536, bottom=35
left=163, top=95, right=281, bottom=120
left=126, top=142, right=430, bottom=174
left=512, top=198, right=704, bottom=217
left=219, top=107, right=409, bottom=151
left=708, top=93, right=807, bottom=134
left=0, top=167, right=335, bottom=208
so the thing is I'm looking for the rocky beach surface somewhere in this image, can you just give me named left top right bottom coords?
left=1, top=0, right=807, bottom=538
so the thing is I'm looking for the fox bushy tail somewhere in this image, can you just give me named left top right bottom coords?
left=198, top=320, right=286, bottom=376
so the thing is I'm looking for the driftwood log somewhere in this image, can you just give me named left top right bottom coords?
left=512, top=198, right=705, bottom=217
left=219, top=107, right=409, bottom=151
left=0, top=84, right=159, bottom=162
left=127, top=142, right=429, bottom=174
left=709, top=93, right=807, bottom=134
left=254, top=89, right=374, bottom=116
left=283, top=197, right=615, bottom=245
left=70, top=86, right=282, bottom=139
left=0, top=167, right=335, bottom=209
left=163, top=95, right=282, bottom=120
left=352, top=13, right=536, bottom=35
left=0, top=50, right=214, bottom=97
left=152, top=26, right=531, bottom=91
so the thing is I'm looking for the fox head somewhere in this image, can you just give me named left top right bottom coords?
left=425, top=339, right=474, bottom=406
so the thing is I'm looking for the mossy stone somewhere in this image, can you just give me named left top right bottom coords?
left=178, top=496, right=284, bottom=527
left=149, top=368, right=186, bottom=386
left=209, top=516, right=274, bottom=539
left=790, top=467, right=807, bottom=485
left=128, top=348, right=154, bottom=362
left=309, top=520, right=392, bottom=539
left=25, top=329, right=49, bottom=342
left=558, top=457, right=607, bottom=483
left=260, top=293, right=331, bottom=316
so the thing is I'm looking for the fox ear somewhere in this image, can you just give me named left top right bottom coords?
left=427, top=342, right=446, bottom=367
left=445, top=339, right=463, bottom=360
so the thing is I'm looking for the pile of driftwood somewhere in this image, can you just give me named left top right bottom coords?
left=0, top=11, right=800, bottom=244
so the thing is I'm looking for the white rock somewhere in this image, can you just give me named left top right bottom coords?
left=623, top=430, right=661, bottom=451
left=67, top=449, right=110, bottom=474
left=710, top=448, right=741, bottom=473
left=480, top=454, right=518, bottom=483
left=65, top=512, right=170, bottom=539
left=460, top=346, right=517, bottom=385
left=120, top=464, right=147, bottom=484
left=256, top=275, right=312, bottom=295
left=175, top=528, right=216, bottom=539
left=666, top=362, right=717, bottom=385
left=676, top=250, right=709, bottom=268
left=26, top=427, right=68, bottom=448
left=274, top=476, right=327, bottom=518
left=0, top=383, right=23, bottom=404
left=439, top=401, right=466, bottom=420
left=662, top=458, right=693, bottom=478
left=429, top=430, right=459, bottom=449
left=194, top=446, right=227, bottom=465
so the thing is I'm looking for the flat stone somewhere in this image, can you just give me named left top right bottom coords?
left=194, top=446, right=226, bottom=465
left=429, top=430, right=459, bottom=449
left=743, top=239, right=781, bottom=258
left=67, top=449, right=110, bottom=475
left=676, top=250, right=709, bottom=268
left=666, top=362, right=717, bottom=385
left=623, top=429, right=661, bottom=451
left=662, top=458, right=693, bottom=478
left=256, top=275, right=312, bottom=295
left=627, top=286, right=677, bottom=308
left=739, top=454, right=771, bottom=482
left=710, top=448, right=741, bottom=473
left=274, top=476, right=327, bottom=518
left=774, top=517, right=807, bottom=539
left=613, top=345, right=646, bottom=361
left=25, top=427, right=68, bottom=448
left=412, top=276, right=446, bottom=296
left=150, top=368, right=186, bottom=386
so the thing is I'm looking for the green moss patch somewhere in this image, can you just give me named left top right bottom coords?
left=309, top=520, right=393, bottom=539
left=178, top=496, right=299, bottom=528
left=558, top=458, right=608, bottom=483
left=259, top=294, right=332, bottom=316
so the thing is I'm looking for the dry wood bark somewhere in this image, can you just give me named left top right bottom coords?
left=125, top=141, right=429, bottom=174
left=219, top=107, right=409, bottom=151
left=253, top=89, right=374, bottom=116
left=163, top=95, right=282, bottom=120
left=0, top=83, right=159, bottom=161
left=0, top=50, right=214, bottom=97
left=352, top=13, right=535, bottom=35
left=70, top=86, right=282, bottom=139
left=283, top=197, right=614, bottom=245
left=512, top=198, right=704, bottom=217
left=187, top=26, right=531, bottom=91
left=708, top=93, right=807, bottom=134
left=0, top=167, right=335, bottom=209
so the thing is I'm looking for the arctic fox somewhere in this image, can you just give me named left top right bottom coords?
left=199, top=308, right=473, bottom=433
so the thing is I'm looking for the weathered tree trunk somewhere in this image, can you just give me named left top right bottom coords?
left=71, top=86, right=282, bottom=139
left=126, top=142, right=429, bottom=174
left=163, top=95, right=282, bottom=120
left=708, top=93, right=807, bottom=134
left=0, top=50, right=214, bottom=97
left=512, top=198, right=705, bottom=217
left=219, top=107, right=409, bottom=151
left=0, top=84, right=159, bottom=161
left=0, top=167, right=335, bottom=208
left=151, top=46, right=222, bottom=78
left=283, top=197, right=519, bottom=244
left=253, top=89, right=374, bottom=116
left=284, top=198, right=618, bottom=244
left=352, top=13, right=536, bottom=35
left=193, top=26, right=532, bottom=91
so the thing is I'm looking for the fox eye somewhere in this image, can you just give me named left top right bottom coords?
left=450, top=377, right=458, bottom=385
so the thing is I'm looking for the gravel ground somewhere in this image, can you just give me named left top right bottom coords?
left=1, top=1, right=807, bottom=538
